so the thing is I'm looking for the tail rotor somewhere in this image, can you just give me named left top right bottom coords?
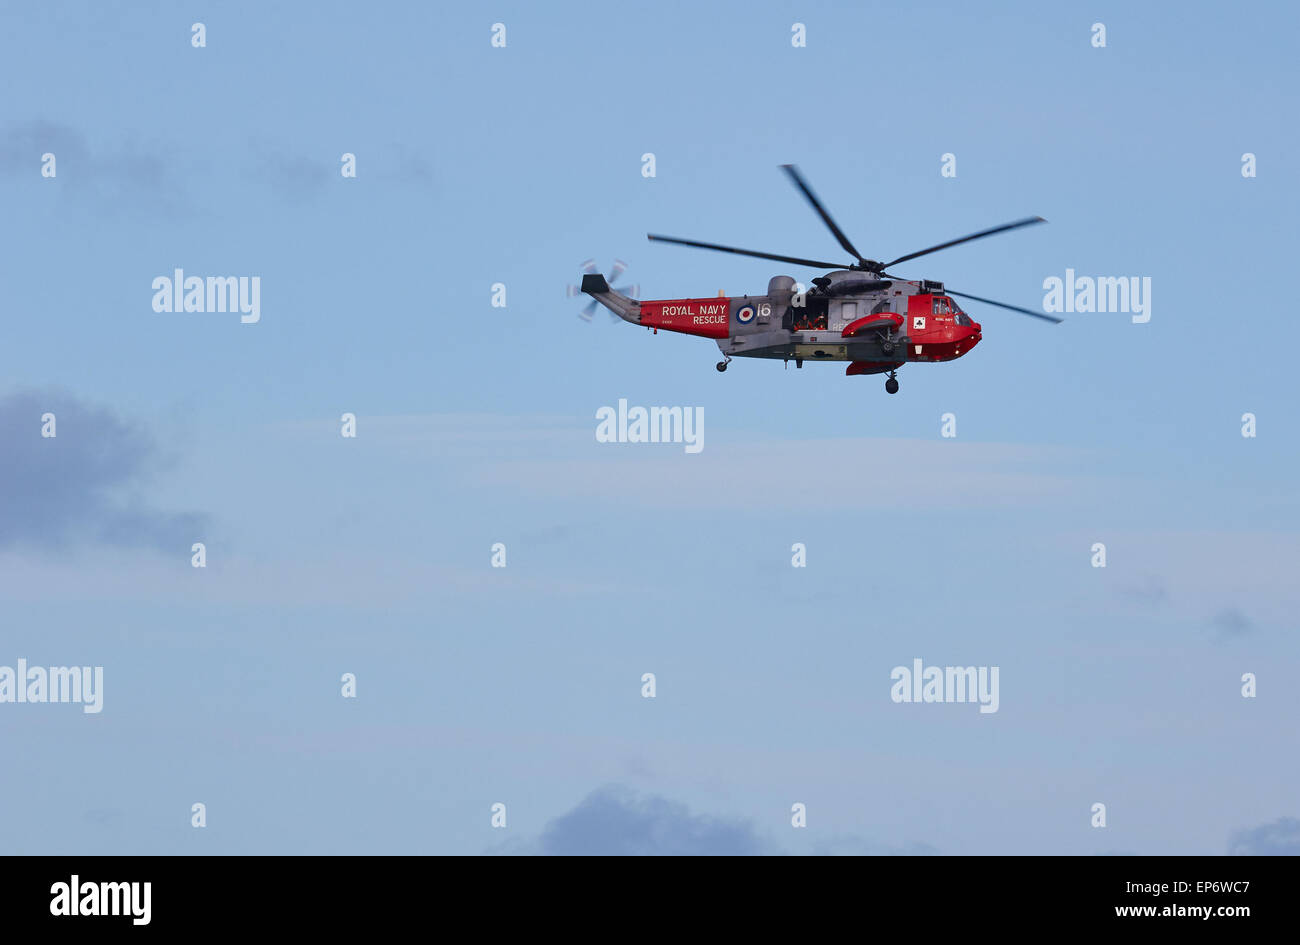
left=567, top=259, right=639, bottom=322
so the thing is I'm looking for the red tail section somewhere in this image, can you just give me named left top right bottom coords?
left=638, top=298, right=732, bottom=339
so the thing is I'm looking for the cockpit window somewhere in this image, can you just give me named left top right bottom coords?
left=954, top=312, right=972, bottom=327
left=932, top=297, right=951, bottom=315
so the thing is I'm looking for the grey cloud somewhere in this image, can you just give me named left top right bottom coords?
left=247, top=144, right=432, bottom=202
left=536, top=785, right=772, bottom=856
left=0, top=119, right=88, bottom=169
left=489, top=785, right=937, bottom=857
left=812, top=836, right=939, bottom=856
left=247, top=150, right=331, bottom=205
left=376, top=144, right=433, bottom=185
left=1228, top=817, right=1300, bottom=855
left=0, top=390, right=204, bottom=552
left=1210, top=608, right=1253, bottom=641
left=0, top=120, right=189, bottom=219
left=1116, top=575, right=1169, bottom=606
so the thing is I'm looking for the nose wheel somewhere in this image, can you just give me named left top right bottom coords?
left=885, top=371, right=899, bottom=395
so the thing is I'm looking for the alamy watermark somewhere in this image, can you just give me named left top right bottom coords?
left=1043, top=269, right=1151, bottom=323
left=0, top=659, right=103, bottom=713
left=151, top=269, right=261, bottom=323
left=595, top=398, right=703, bottom=454
left=890, top=658, right=999, bottom=714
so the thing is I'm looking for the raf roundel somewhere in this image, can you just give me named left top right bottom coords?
left=736, top=304, right=756, bottom=324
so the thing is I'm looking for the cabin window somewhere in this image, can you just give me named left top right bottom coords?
left=792, top=296, right=829, bottom=331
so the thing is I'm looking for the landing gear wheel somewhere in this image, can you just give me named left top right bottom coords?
left=715, top=361, right=727, bottom=372
left=885, top=372, right=899, bottom=395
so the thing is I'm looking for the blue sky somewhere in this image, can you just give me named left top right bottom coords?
left=1, top=0, right=1297, bottom=855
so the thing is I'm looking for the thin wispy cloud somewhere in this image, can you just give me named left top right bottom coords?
left=481, top=438, right=1087, bottom=511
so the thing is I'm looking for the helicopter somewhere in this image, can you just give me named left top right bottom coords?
left=581, top=164, right=1060, bottom=394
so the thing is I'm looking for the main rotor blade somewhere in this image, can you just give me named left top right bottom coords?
left=945, top=289, right=1062, bottom=324
left=780, top=164, right=864, bottom=264
left=647, top=234, right=849, bottom=270
left=883, top=217, right=1046, bottom=268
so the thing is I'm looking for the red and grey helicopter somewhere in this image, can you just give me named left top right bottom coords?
left=581, top=164, right=1060, bottom=393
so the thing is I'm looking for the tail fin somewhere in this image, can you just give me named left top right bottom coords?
left=581, top=273, right=610, bottom=295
